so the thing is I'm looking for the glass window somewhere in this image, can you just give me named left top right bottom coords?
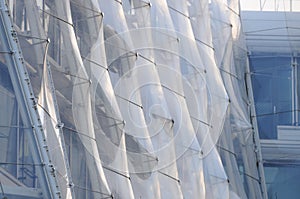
left=249, top=53, right=292, bottom=139
left=264, top=164, right=300, bottom=199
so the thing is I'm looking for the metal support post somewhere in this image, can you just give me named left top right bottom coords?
left=245, top=57, right=268, bottom=199
left=0, top=1, right=61, bottom=198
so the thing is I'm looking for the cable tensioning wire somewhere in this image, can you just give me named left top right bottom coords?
left=252, top=109, right=299, bottom=118
left=128, top=2, right=151, bottom=11
left=115, top=94, right=143, bottom=109
left=73, top=185, right=112, bottom=198
left=73, top=14, right=103, bottom=23
left=52, top=68, right=90, bottom=82
left=39, top=8, right=74, bottom=27
left=81, top=55, right=108, bottom=71
left=240, top=171, right=260, bottom=182
left=102, top=165, right=130, bottom=179
left=158, top=170, right=180, bottom=183
left=168, top=5, right=190, bottom=19
left=194, top=37, right=215, bottom=51
left=70, top=0, right=102, bottom=14
left=62, top=126, right=97, bottom=141
left=190, top=115, right=213, bottom=128
left=216, top=144, right=237, bottom=158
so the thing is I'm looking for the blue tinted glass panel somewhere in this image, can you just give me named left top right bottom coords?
left=249, top=54, right=292, bottom=139
left=264, top=165, right=300, bottom=199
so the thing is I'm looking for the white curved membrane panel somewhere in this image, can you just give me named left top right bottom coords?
left=0, top=0, right=266, bottom=198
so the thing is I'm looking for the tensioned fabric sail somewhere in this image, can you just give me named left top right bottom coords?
left=188, top=0, right=247, bottom=198
left=165, top=0, right=229, bottom=198
left=50, top=1, right=111, bottom=197
left=73, top=0, right=135, bottom=198
left=121, top=1, right=183, bottom=198
left=145, top=1, right=206, bottom=198
left=37, top=44, right=73, bottom=199
left=98, top=0, right=160, bottom=198
left=0, top=0, right=266, bottom=198
left=166, top=0, right=231, bottom=198
left=211, top=0, right=264, bottom=198
left=208, top=0, right=249, bottom=197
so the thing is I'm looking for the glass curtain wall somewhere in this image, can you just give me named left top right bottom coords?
left=249, top=53, right=293, bottom=139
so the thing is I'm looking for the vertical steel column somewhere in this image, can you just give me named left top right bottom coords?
left=291, top=55, right=298, bottom=125
left=293, top=55, right=298, bottom=125
left=292, top=56, right=295, bottom=125
left=0, top=1, right=61, bottom=198
left=245, top=58, right=268, bottom=199
left=16, top=105, right=20, bottom=178
left=238, top=1, right=268, bottom=198
left=238, top=0, right=268, bottom=199
left=46, top=61, right=76, bottom=197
